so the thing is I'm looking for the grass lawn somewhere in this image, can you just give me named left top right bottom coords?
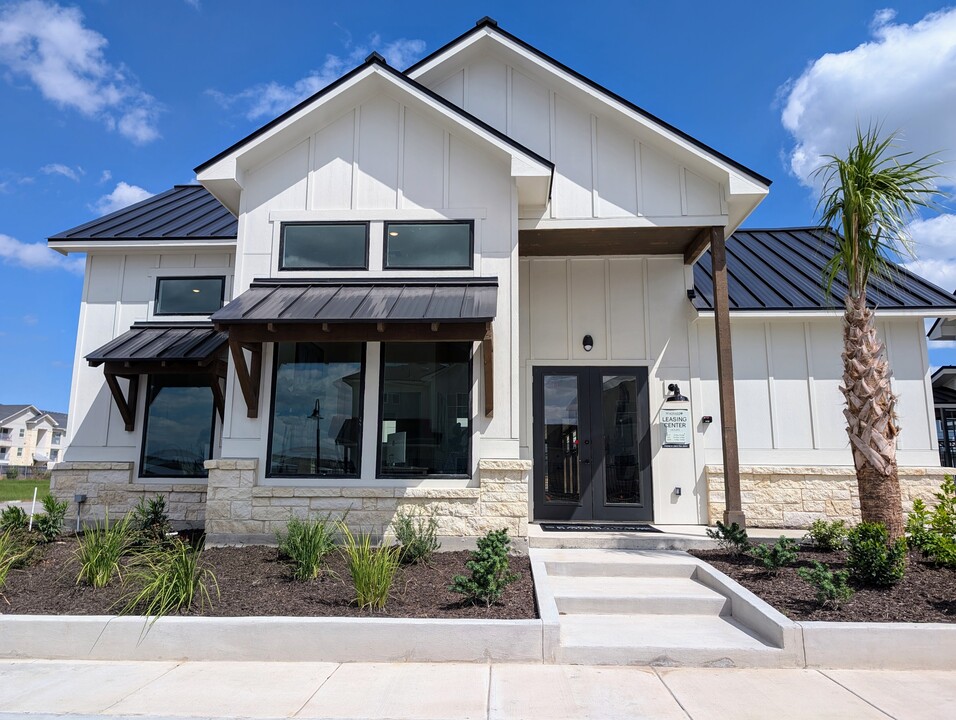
left=0, top=477, right=51, bottom=502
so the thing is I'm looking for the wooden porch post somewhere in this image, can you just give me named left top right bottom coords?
left=709, top=226, right=745, bottom=526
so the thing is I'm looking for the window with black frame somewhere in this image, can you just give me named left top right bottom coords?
left=140, top=376, right=216, bottom=478
left=154, top=277, right=225, bottom=315
left=383, top=221, right=473, bottom=269
left=379, top=342, right=471, bottom=477
left=269, top=342, right=364, bottom=477
left=280, top=223, right=368, bottom=270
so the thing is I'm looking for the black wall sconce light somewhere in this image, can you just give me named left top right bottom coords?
left=582, top=334, right=594, bottom=352
left=666, top=383, right=688, bottom=402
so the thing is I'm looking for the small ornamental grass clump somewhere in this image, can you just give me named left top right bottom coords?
left=122, top=539, right=218, bottom=620
left=0, top=530, right=29, bottom=590
left=806, top=519, right=849, bottom=552
left=906, top=475, right=956, bottom=568
left=339, top=524, right=402, bottom=610
left=706, top=521, right=750, bottom=556
left=797, top=561, right=854, bottom=609
left=846, top=521, right=906, bottom=587
left=750, top=536, right=800, bottom=574
left=75, top=512, right=133, bottom=588
left=393, top=507, right=441, bottom=564
left=34, top=494, right=68, bottom=543
left=277, top=515, right=337, bottom=581
left=451, top=528, right=518, bottom=607
left=131, top=495, right=172, bottom=545
left=0, top=506, right=28, bottom=533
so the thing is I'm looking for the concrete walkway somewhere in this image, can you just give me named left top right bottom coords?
left=0, top=660, right=953, bottom=719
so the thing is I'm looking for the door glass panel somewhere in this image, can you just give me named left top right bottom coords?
left=945, top=410, right=956, bottom=468
left=602, top=375, right=640, bottom=505
left=543, top=375, right=580, bottom=503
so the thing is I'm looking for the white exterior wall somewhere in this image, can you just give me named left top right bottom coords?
left=220, top=88, right=520, bottom=486
left=696, top=316, right=938, bottom=467
left=427, top=56, right=726, bottom=225
left=519, top=256, right=704, bottom=524
left=65, top=251, right=235, bottom=475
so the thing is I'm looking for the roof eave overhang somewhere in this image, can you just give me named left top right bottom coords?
left=196, top=61, right=553, bottom=213
left=48, top=236, right=237, bottom=255
left=694, top=307, right=956, bottom=319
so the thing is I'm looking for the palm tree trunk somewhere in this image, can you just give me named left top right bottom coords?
left=841, top=293, right=904, bottom=538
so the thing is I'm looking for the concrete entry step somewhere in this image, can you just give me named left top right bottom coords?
left=528, top=524, right=717, bottom=551
left=550, top=575, right=731, bottom=616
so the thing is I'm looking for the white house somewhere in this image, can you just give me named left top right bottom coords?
left=48, top=19, right=956, bottom=540
left=0, top=405, right=68, bottom=473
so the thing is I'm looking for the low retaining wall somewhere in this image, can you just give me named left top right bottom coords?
left=50, top=462, right=206, bottom=527
left=706, top=465, right=950, bottom=528
left=801, top=622, right=956, bottom=670
left=205, top=458, right=531, bottom=543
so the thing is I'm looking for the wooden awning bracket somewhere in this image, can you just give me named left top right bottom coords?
left=229, top=338, right=262, bottom=419
left=104, top=373, right=139, bottom=432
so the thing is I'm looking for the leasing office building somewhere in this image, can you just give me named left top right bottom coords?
left=49, top=20, right=955, bottom=539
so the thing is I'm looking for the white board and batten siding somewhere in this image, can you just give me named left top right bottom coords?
left=428, top=58, right=726, bottom=224
left=223, top=89, right=522, bottom=477
left=66, top=252, right=235, bottom=467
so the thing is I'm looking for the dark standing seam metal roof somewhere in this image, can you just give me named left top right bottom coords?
left=404, top=18, right=771, bottom=187
left=693, top=228, right=956, bottom=312
left=934, top=386, right=956, bottom=405
left=49, top=185, right=237, bottom=241
left=86, top=324, right=228, bottom=366
left=211, top=278, right=498, bottom=325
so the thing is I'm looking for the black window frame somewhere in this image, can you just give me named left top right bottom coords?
left=154, top=276, right=226, bottom=317
left=138, top=375, right=217, bottom=479
left=383, top=220, right=474, bottom=270
left=266, top=342, right=368, bottom=479
left=375, top=341, right=474, bottom=480
left=278, top=221, right=370, bottom=272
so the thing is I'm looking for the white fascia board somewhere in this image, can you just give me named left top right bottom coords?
left=695, top=308, right=956, bottom=320
left=519, top=215, right=729, bottom=231
left=48, top=237, right=237, bottom=255
left=928, top=317, right=956, bottom=340
left=408, top=30, right=769, bottom=196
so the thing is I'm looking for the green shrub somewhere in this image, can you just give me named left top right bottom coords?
left=451, top=528, right=518, bottom=607
left=797, top=561, right=854, bottom=608
left=906, top=476, right=956, bottom=568
left=0, top=505, right=28, bottom=533
left=0, top=530, right=29, bottom=589
left=339, top=524, right=402, bottom=610
left=706, top=521, right=750, bottom=555
left=132, top=495, right=172, bottom=544
left=277, top=515, right=337, bottom=581
left=807, top=519, right=849, bottom=552
left=393, top=507, right=441, bottom=564
left=75, top=512, right=133, bottom=588
left=5, top=469, right=18, bottom=480
left=906, top=499, right=935, bottom=553
left=750, top=536, right=800, bottom=573
left=846, top=521, right=906, bottom=587
left=33, top=494, right=68, bottom=542
left=123, top=539, right=218, bottom=619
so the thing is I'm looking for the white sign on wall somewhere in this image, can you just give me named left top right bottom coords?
left=661, top=407, right=691, bottom=448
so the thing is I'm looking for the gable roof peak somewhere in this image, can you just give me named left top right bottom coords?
left=365, top=51, right=387, bottom=65
left=476, top=16, right=498, bottom=28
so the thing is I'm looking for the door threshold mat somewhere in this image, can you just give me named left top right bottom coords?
left=539, top=523, right=662, bottom=533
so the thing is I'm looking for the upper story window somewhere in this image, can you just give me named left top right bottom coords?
left=280, top=223, right=369, bottom=270
left=52, top=433, right=61, bottom=445
left=384, top=221, right=473, bottom=269
left=155, top=277, right=225, bottom=316
left=18, top=429, right=24, bottom=438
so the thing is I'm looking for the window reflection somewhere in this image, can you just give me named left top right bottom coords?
left=141, top=376, right=216, bottom=477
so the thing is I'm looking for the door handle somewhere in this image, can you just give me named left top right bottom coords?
left=581, top=458, right=591, bottom=465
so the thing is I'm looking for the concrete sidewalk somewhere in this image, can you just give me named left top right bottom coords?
left=1, top=660, right=953, bottom=719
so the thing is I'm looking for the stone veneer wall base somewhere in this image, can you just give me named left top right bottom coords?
left=706, top=465, right=952, bottom=528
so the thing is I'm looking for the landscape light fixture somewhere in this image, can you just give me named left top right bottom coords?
left=582, top=334, right=594, bottom=352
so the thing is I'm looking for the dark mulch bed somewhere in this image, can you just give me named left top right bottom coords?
left=1, top=539, right=537, bottom=620
left=690, top=547, right=956, bottom=623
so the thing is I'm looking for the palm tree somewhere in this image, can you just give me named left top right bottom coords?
left=815, top=126, right=942, bottom=539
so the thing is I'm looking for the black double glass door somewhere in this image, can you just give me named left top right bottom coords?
left=532, top=366, right=653, bottom=522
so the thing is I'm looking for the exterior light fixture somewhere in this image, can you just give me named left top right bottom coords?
left=192, top=288, right=201, bottom=293
left=389, top=231, right=399, bottom=236
left=666, top=383, right=688, bottom=402
left=582, top=334, right=594, bottom=352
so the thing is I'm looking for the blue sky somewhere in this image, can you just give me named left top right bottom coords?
left=1, top=0, right=954, bottom=413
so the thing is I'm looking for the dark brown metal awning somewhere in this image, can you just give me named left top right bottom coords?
left=211, top=278, right=498, bottom=421
left=86, top=323, right=228, bottom=431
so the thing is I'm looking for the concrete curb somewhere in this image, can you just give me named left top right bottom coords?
left=801, top=621, right=956, bottom=670
left=529, top=556, right=561, bottom=663
left=0, top=614, right=543, bottom=663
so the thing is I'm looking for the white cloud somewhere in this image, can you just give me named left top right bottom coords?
left=0, top=232, right=83, bottom=273
left=98, top=169, right=111, bottom=183
left=22, top=313, right=37, bottom=325
left=40, top=162, right=82, bottom=181
left=780, top=7, right=956, bottom=291
left=91, top=181, right=154, bottom=216
left=0, top=0, right=161, bottom=143
left=184, top=0, right=201, bottom=9
left=211, top=35, right=426, bottom=120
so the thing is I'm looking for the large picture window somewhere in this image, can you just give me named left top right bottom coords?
left=269, top=342, right=364, bottom=477
left=378, top=342, right=471, bottom=477
left=140, top=376, right=216, bottom=478
left=384, top=221, right=473, bottom=269
left=154, top=276, right=225, bottom=315
left=280, top=223, right=369, bottom=270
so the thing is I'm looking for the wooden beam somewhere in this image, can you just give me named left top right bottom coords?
left=684, top=228, right=713, bottom=265
left=710, top=226, right=745, bottom=527
left=229, top=338, right=261, bottom=419
left=209, top=376, right=225, bottom=421
left=104, top=372, right=138, bottom=432
left=102, top=360, right=226, bottom=378
left=483, top=326, right=494, bottom=418
left=225, top=321, right=489, bottom=345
